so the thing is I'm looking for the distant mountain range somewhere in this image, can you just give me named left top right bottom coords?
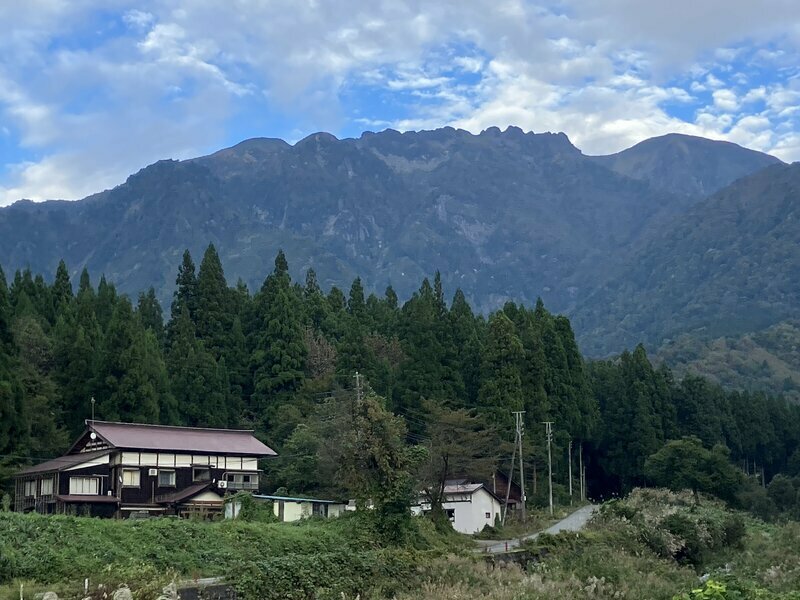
left=1, top=125, right=796, bottom=395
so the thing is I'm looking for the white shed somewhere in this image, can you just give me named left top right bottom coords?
left=251, top=494, right=347, bottom=521
left=414, top=482, right=503, bottom=534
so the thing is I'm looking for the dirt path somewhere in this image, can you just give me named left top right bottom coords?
left=477, top=504, right=599, bottom=554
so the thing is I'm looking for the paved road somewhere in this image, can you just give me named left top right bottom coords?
left=477, top=504, right=599, bottom=554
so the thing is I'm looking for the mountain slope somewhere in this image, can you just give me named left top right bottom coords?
left=574, top=162, right=800, bottom=355
left=592, top=133, right=781, bottom=197
left=0, top=126, right=790, bottom=367
left=657, top=320, right=800, bottom=403
left=0, top=126, right=687, bottom=313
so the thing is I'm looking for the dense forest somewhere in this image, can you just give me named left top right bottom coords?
left=1, top=245, right=799, bottom=507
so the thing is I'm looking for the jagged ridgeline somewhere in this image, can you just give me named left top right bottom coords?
left=0, top=248, right=799, bottom=500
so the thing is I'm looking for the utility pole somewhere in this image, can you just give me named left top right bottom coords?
left=579, top=441, right=585, bottom=502
left=354, top=371, right=364, bottom=407
left=568, top=438, right=573, bottom=505
left=501, top=433, right=517, bottom=526
left=513, top=411, right=526, bottom=522
left=91, top=396, right=95, bottom=422
left=543, top=421, right=554, bottom=516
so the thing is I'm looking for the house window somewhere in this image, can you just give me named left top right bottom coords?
left=69, top=477, right=99, bottom=495
left=158, top=469, right=176, bottom=487
left=485, top=512, right=491, bottom=519
left=23, top=480, right=37, bottom=498
left=193, top=467, right=211, bottom=482
left=225, top=472, right=258, bottom=490
left=40, top=478, right=54, bottom=495
left=122, top=469, right=141, bottom=487
left=445, top=508, right=455, bottom=522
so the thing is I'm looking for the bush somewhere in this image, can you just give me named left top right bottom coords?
left=722, top=514, right=746, bottom=549
left=229, top=549, right=424, bottom=600
left=0, top=545, right=16, bottom=584
left=661, top=514, right=706, bottom=567
left=738, top=486, right=778, bottom=521
left=603, top=499, right=638, bottom=521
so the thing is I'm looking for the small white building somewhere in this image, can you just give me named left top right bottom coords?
left=252, top=494, right=347, bottom=521
left=414, top=482, right=503, bottom=534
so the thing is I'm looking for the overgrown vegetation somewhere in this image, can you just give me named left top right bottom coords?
left=3, top=489, right=800, bottom=599
left=393, top=489, right=800, bottom=600
left=0, top=509, right=462, bottom=598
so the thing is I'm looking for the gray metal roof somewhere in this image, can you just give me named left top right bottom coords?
left=16, top=449, right=112, bottom=475
left=86, top=420, right=277, bottom=456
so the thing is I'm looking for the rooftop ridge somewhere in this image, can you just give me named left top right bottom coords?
left=86, top=419, right=256, bottom=434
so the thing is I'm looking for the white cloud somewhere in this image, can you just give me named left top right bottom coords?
left=2, top=0, right=800, bottom=205
left=712, top=89, right=740, bottom=112
left=123, top=9, right=154, bottom=29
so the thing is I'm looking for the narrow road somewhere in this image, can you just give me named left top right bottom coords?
left=477, top=504, right=598, bottom=554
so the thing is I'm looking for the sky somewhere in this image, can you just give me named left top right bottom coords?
left=1, top=1, right=799, bottom=206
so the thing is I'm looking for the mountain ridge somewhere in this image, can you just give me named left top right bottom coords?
left=0, top=126, right=787, bottom=365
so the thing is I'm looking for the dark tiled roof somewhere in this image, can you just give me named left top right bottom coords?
left=56, top=495, right=120, bottom=504
left=17, top=449, right=112, bottom=475
left=157, top=481, right=219, bottom=505
left=88, top=421, right=277, bottom=456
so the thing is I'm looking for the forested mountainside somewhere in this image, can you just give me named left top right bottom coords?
left=0, top=127, right=778, bottom=325
left=2, top=250, right=799, bottom=500
left=657, top=320, right=800, bottom=403
left=574, top=163, right=800, bottom=356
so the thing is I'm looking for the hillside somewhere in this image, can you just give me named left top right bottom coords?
left=574, top=162, right=800, bottom=356
left=0, top=127, right=776, bottom=319
left=657, top=320, right=800, bottom=403
left=592, top=133, right=782, bottom=198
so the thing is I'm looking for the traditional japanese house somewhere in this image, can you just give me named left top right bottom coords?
left=13, top=420, right=277, bottom=518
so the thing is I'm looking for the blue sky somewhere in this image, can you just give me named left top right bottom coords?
left=1, top=0, right=799, bottom=205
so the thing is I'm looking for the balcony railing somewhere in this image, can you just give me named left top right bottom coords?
left=226, top=481, right=259, bottom=491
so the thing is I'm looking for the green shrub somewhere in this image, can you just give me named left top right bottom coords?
left=229, top=549, right=424, bottom=600
left=673, top=579, right=730, bottom=600
left=722, top=514, right=746, bottom=549
left=662, top=513, right=706, bottom=567
left=0, top=545, right=16, bottom=584
left=603, top=499, right=638, bottom=521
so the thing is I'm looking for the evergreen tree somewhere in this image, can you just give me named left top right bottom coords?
left=394, top=280, right=449, bottom=427
left=347, top=277, right=366, bottom=318
left=95, top=276, right=118, bottom=331
left=194, top=244, right=232, bottom=359
left=95, top=299, right=174, bottom=423
left=78, top=268, right=92, bottom=296
left=249, top=251, right=307, bottom=420
left=303, top=269, right=329, bottom=331
left=167, top=306, right=229, bottom=427
left=477, top=312, right=524, bottom=431
left=136, top=288, right=164, bottom=342
left=0, top=265, right=11, bottom=349
left=170, top=249, right=198, bottom=322
left=51, top=260, right=73, bottom=318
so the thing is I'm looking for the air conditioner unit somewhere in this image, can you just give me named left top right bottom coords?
left=148, top=468, right=158, bottom=476
left=218, top=481, right=227, bottom=489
